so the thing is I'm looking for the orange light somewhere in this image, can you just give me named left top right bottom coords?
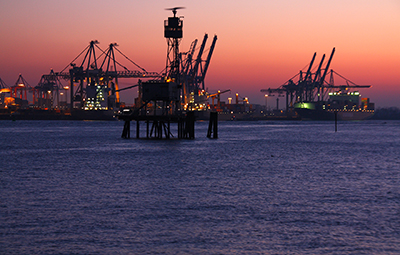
left=0, top=88, right=11, bottom=93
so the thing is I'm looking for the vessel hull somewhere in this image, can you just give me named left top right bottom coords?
left=295, top=108, right=374, bottom=121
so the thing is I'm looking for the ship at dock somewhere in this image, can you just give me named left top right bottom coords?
left=294, top=90, right=374, bottom=121
left=261, top=48, right=374, bottom=121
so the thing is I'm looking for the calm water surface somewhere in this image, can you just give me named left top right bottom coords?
left=1, top=120, right=399, bottom=254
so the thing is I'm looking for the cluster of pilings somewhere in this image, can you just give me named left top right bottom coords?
left=120, top=111, right=196, bottom=139
left=120, top=110, right=218, bottom=140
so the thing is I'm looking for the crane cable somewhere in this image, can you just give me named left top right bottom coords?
left=114, top=47, right=147, bottom=73
left=94, top=44, right=130, bottom=72
left=60, top=44, right=90, bottom=73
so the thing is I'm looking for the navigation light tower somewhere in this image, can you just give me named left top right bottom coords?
left=164, top=7, right=184, bottom=85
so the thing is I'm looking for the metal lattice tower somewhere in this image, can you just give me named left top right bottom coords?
left=164, top=7, right=184, bottom=84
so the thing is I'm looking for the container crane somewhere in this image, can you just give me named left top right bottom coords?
left=180, top=39, right=198, bottom=105
left=191, top=34, right=208, bottom=85
left=198, top=35, right=217, bottom=89
left=0, top=78, right=8, bottom=89
left=317, top=47, right=335, bottom=101
left=261, top=48, right=372, bottom=113
left=38, top=40, right=160, bottom=111
left=35, top=69, right=64, bottom=109
left=208, top=89, right=230, bottom=107
left=0, top=78, right=10, bottom=106
left=10, top=74, right=32, bottom=107
left=180, top=34, right=217, bottom=108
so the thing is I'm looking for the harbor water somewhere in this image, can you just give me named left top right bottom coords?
left=1, top=120, right=399, bottom=254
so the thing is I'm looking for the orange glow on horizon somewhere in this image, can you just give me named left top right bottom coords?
left=1, top=0, right=399, bottom=107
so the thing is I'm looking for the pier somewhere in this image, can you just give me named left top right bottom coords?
left=119, top=104, right=195, bottom=139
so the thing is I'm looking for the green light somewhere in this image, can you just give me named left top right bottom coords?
left=294, top=102, right=316, bottom=110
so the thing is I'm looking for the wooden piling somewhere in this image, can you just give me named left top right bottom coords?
left=207, top=112, right=218, bottom=139
left=136, top=121, right=140, bottom=138
left=186, top=111, right=195, bottom=139
left=335, top=111, right=338, bottom=132
left=146, top=120, right=149, bottom=138
left=121, top=120, right=130, bottom=139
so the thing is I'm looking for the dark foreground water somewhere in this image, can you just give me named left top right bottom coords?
left=1, top=120, right=399, bottom=254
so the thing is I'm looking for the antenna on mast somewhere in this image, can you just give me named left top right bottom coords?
left=165, top=7, right=185, bottom=17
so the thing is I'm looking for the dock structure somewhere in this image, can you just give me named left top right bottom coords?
left=119, top=100, right=195, bottom=139
left=118, top=7, right=218, bottom=140
left=119, top=78, right=196, bottom=139
left=120, top=114, right=195, bottom=139
left=118, top=7, right=195, bottom=140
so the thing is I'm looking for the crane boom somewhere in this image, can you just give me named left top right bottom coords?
left=207, top=89, right=231, bottom=98
left=191, top=34, right=208, bottom=79
left=303, top=52, right=316, bottom=82
left=320, top=48, right=335, bottom=85
left=200, top=35, right=217, bottom=83
left=312, top=54, right=325, bottom=84
left=319, top=48, right=335, bottom=100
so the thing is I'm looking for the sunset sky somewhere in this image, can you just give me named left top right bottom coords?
left=1, top=0, right=399, bottom=107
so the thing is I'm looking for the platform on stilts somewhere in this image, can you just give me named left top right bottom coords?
left=118, top=80, right=195, bottom=140
left=119, top=111, right=195, bottom=139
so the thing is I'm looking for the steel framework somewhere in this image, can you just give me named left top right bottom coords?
left=261, top=48, right=371, bottom=112
left=37, top=40, right=160, bottom=111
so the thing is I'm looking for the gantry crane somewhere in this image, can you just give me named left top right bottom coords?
left=38, top=40, right=160, bottom=111
left=9, top=74, right=32, bottom=107
left=180, top=33, right=218, bottom=109
left=261, top=48, right=371, bottom=112
left=34, top=69, right=64, bottom=109
left=0, top=78, right=7, bottom=90
left=0, top=78, right=10, bottom=106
